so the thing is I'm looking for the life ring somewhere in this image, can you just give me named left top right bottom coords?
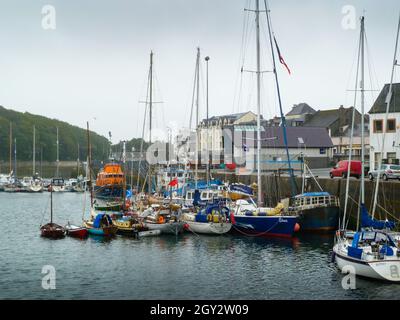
left=158, top=215, right=165, bottom=224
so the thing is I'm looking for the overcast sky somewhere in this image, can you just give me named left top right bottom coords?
left=0, top=0, right=399, bottom=143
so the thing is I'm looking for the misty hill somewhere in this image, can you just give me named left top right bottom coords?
left=0, top=105, right=111, bottom=162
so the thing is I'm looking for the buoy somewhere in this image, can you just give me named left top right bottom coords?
left=294, top=223, right=300, bottom=232
left=183, top=223, right=189, bottom=230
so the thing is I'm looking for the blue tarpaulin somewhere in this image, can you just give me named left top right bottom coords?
left=93, top=213, right=112, bottom=228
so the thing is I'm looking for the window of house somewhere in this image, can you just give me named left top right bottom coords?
left=387, top=152, right=397, bottom=164
left=387, top=119, right=396, bottom=133
left=320, top=148, right=326, bottom=154
left=373, top=120, right=383, bottom=133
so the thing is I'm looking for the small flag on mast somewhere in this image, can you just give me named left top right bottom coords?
left=274, top=36, right=291, bottom=75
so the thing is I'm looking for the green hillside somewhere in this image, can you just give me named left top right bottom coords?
left=0, top=105, right=111, bottom=162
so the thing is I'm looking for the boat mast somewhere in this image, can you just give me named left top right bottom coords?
left=148, top=51, right=153, bottom=194
left=342, top=18, right=362, bottom=230
left=372, top=12, right=400, bottom=218
left=50, top=181, right=53, bottom=224
left=33, top=125, right=36, bottom=176
left=86, top=122, right=93, bottom=207
left=56, top=127, right=59, bottom=177
left=205, top=55, right=210, bottom=187
left=264, top=0, right=296, bottom=197
left=77, top=143, right=80, bottom=177
left=9, top=122, right=12, bottom=175
left=360, top=16, right=366, bottom=207
left=195, top=47, right=200, bottom=189
left=14, top=138, right=17, bottom=181
left=255, top=0, right=262, bottom=206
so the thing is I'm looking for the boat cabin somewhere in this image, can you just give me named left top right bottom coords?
left=293, top=192, right=339, bottom=209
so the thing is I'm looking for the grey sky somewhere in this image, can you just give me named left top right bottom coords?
left=0, top=0, right=399, bottom=143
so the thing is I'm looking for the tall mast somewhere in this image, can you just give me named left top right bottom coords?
left=360, top=16, right=365, bottom=206
left=56, top=127, right=59, bottom=177
left=14, top=138, right=17, bottom=180
left=255, top=0, right=262, bottom=206
left=86, top=122, right=93, bottom=207
left=148, top=51, right=153, bottom=194
left=195, top=47, right=200, bottom=189
left=372, top=12, right=400, bottom=217
left=205, top=55, right=210, bottom=187
left=342, top=17, right=362, bottom=230
left=33, top=125, right=36, bottom=176
left=50, top=181, right=53, bottom=224
left=77, top=143, right=80, bottom=176
left=264, top=0, right=296, bottom=197
left=9, top=122, right=12, bottom=174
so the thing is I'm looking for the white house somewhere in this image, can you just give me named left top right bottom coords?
left=369, top=83, right=400, bottom=169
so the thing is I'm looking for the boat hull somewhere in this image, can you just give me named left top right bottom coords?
left=40, top=223, right=65, bottom=239
left=185, top=221, right=232, bottom=235
left=297, top=206, right=339, bottom=232
left=146, top=221, right=185, bottom=235
left=83, top=221, right=118, bottom=237
left=334, top=246, right=400, bottom=282
left=231, top=215, right=298, bottom=238
left=65, top=225, right=88, bottom=238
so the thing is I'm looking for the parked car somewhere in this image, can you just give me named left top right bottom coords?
left=368, top=164, right=400, bottom=181
left=330, top=160, right=362, bottom=179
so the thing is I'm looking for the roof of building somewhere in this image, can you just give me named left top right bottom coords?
left=286, top=103, right=316, bottom=117
left=232, top=126, right=333, bottom=148
left=302, top=109, right=341, bottom=128
left=369, top=83, right=400, bottom=114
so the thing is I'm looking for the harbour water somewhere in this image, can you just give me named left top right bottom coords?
left=1, top=192, right=398, bottom=300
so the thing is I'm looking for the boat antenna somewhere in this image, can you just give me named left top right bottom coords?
left=264, top=0, right=297, bottom=198
left=371, top=12, right=400, bottom=218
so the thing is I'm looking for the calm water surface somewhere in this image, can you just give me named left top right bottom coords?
left=0, top=192, right=399, bottom=299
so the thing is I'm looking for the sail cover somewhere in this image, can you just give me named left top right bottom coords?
left=361, top=204, right=395, bottom=230
left=229, top=183, right=253, bottom=196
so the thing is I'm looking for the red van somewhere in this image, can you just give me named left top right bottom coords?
left=330, top=160, right=362, bottom=179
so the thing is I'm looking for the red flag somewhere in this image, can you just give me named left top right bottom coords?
left=168, top=178, right=178, bottom=187
left=274, top=36, right=291, bottom=75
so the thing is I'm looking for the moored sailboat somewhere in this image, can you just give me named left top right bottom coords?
left=40, top=183, right=65, bottom=239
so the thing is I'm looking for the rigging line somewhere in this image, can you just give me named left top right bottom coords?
left=233, top=3, right=251, bottom=113
left=189, top=52, right=199, bottom=130
left=364, top=32, right=379, bottom=107
left=342, top=18, right=362, bottom=230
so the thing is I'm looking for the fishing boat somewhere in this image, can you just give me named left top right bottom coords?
left=65, top=223, right=88, bottom=238
left=291, top=192, right=340, bottom=232
left=182, top=204, right=232, bottom=235
left=40, top=184, right=65, bottom=239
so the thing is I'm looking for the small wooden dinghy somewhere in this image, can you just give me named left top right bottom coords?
left=40, top=183, right=65, bottom=239
left=41, top=223, right=65, bottom=239
left=65, top=223, right=88, bottom=238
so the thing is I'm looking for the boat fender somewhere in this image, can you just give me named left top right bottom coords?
left=207, top=214, right=212, bottom=222
left=330, top=251, right=336, bottom=263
